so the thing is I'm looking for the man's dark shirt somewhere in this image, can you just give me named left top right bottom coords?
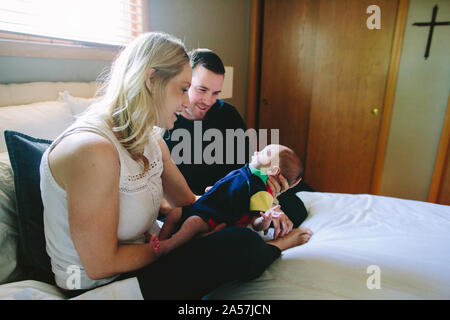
left=164, top=99, right=250, bottom=195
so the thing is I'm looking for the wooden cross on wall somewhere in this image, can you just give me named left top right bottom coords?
left=413, top=5, right=450, bottom=60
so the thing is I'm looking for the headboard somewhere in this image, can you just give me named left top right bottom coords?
left=0, top=81, right=99, bottom=107
left=0, top=81, right=99, bottom=153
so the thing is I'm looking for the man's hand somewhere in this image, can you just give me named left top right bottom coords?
left=266, top=174, right=289, bottom=199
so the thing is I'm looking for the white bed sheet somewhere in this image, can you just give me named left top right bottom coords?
left=206, top=192, right=450, bottom=300
left=0, top=277, right=143, bottom=300
left=1, top=192, right=449, bottom=300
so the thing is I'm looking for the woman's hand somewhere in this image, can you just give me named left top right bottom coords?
left=267, top=174, right=289, bottom=199
left=193, top=186, right=212, bottom=202
left=266, top=205, right=294, bottom=240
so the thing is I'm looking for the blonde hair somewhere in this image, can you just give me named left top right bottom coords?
left=82, top=32, right=188, bottom=171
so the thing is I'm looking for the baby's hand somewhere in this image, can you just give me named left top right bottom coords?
left=259, top=211, right=273, bottom=234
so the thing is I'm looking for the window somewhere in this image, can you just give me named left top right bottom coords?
left=0, top=0, right=148, bottom=59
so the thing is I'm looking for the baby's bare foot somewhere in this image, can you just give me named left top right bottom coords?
left=268, top=227, right=313, bottom=251
left=150, top=234, right=161, bottom=257
left=150, top=235, right=174, bottom=257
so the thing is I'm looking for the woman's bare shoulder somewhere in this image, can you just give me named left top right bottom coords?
left=52, top=132, right=117, bottom=160
left=48, top=132, right=119, bottom=188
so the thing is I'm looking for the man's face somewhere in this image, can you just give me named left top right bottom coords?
left=181, top=65, right=224, bottom=120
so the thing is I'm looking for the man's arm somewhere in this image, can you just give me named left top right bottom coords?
left=277, top=187, right=309, bottom=228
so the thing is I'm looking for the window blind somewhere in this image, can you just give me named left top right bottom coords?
left=0, top=0, right=144, bottom=47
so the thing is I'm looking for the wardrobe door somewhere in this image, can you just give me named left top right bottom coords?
left=258, top=0, right=320, bottom=169
left=436, top=145, right=450, bottom=205
left=258, top=0, right=398, bottom=193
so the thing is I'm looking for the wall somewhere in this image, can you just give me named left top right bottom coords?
left=380, top=0, right=450, bottom=201
left=147, top=0, right=250, bottom=119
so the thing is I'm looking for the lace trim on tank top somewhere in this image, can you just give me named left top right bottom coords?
left=50, top=120, right=163, bottom=195
left=119, top=145, right=162, bottom=194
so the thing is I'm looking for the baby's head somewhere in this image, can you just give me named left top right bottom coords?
left=250, top=144, right=303, bottom=188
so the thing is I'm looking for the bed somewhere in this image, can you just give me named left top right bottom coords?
left=1, top=82, right=449, bottom=300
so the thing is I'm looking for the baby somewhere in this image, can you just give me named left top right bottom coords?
left=150, top=144, right=312, bottom=256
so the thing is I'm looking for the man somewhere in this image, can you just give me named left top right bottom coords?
left=164, top=49, right=313, bottom=229
left=164, top=49, right=249, bottom=195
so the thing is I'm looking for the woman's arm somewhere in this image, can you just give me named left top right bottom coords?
left=268, top=205, right=293, bottom=239
left=49, top=133, right=159, bottom=280
left=157, top=136, right=196, bottom=207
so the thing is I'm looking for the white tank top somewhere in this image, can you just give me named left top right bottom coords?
left=40, top=116, right=163, bottom=290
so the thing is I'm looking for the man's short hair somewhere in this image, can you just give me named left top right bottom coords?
left=189, top=48, right=225, bottom=75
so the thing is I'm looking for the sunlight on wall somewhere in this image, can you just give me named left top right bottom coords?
left=0, top=0, right=138, bottom=45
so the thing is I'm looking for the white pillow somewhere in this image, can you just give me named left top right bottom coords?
left=0, top=152, right=16, bottom=227
left=58, top=90, right=97, bottom=116
left=0, top=100, right=74, bottom=153
left=0, top=152, right=22, bottom=284
left=0, top=223, right=22, bottom=285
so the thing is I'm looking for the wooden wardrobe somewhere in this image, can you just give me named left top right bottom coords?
left=428, top=95, right=450, bottom=205
left=251, top=0, right=405, bottom=194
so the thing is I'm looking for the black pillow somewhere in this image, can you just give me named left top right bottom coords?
left=4, top=130, right=54, bottom=284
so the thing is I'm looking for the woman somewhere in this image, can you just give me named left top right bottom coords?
left=40, top=32, right=304, bottom=299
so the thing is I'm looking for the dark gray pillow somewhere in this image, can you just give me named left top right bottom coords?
left=4, top=130, right=54, bottom=284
